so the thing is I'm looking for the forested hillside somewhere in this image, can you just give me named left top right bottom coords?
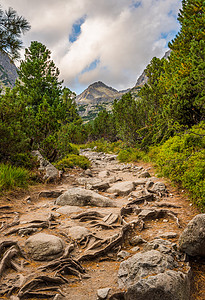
left=0, top=0, right=204, bottom=207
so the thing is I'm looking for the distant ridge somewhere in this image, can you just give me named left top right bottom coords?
left=76, top=81, right=125, bottom=105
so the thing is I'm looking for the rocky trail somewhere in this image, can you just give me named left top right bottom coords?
left=0, top=150, right=204, bottom=300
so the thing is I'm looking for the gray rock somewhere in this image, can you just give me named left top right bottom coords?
left=125, top=270, right=190, bottom=300
left=118, top=250, right=175, bottom=288
left=68, top=226, right=90, bottom=240
left=131, top=246, right=140, bottom=252
left=129, top=236, right=147, bottom=246
left=97, top=287, right=111, bottom=299
left=138, top=171, right=151, bottom=178
left=152, top=182, right=167, bottom=195
left=98, top=170, right=110, bottom=178
left=25, top=233, right=64, bottom=261
left=159, top=232, right=178, bottom=239
left=117, top=251, right=130, bottom=260
left=179, top=214, right=205, bottom=257
left=55, top=187, right=115, bottom=207
left=107, top=181, right=136, bottom=196
left=32, top=150, right=59, bottom=182
left=56, top=205, right=83, bottom=215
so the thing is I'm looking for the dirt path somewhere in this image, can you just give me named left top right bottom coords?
left=0, top=150, right=203, bottom=299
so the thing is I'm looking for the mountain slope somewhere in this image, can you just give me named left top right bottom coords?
left=76, top=81, right=125, bottom=105
left=0, top=51, right=18, bottom=89
left=76, top=81, right=128, bottom=122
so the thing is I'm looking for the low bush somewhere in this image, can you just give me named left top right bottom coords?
left=80, top=139, right=125, bottom=154
left=10, top=152, right=39, bottom=170
left=55, top=154, right=90, bottom=170
left=117, top=148, right=144, bottom=162
left=149, top=122, right=205, bottom=208
left=0, top=164, right=30, bottom=191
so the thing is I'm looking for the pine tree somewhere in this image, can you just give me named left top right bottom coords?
left=0, top=6, right=30, bottom=60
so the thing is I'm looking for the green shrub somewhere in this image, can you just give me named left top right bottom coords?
left=80, top=139, right=125, bottom=154
left=10, top=152, right=39, bottom=170
left=117, top=148, right=144, bottom=162
left=0, top=164, right=30, bottom=191
left=55, top=154, right=90, bottom=170
left=148, top=122, right=205, bottom=208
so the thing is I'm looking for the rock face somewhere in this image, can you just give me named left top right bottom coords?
left=118, top=239, right=190, bottom=300
left=125, top=270, right=190, bottom=300
left=55, top=187, right=115, bottom=207
left=107, top=181, right=136, bottom=196
left=25, top=233, right=65, bottom=261
left=179, top=214, right=205, bottom=257
left=32, top=150, right=59, bottom=182
left=0, top=50, right=18, bottom=89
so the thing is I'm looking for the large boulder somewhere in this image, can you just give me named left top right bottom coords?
left=107, top=181, right=136, bottom=196
left=25, top=233, right=64, bottom=261
left=32, top=150, right=59, bottom=182
left=118, top=239, right=190, bottom=300
left=55, top=187, right=115, bottom=207
left=179, top=214, right=205, bottom=257
left=125, top=270, right=190, bottom=300
left=118, top=250, right=176, bottom=288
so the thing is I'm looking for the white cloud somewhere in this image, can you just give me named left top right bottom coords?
left=1, top=0, right=181, bottom=94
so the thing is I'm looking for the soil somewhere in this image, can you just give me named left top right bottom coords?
left=0, top=152, right=204, bottom=300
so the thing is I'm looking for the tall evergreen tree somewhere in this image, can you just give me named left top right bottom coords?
left=0, top=6, right=30, bottom=60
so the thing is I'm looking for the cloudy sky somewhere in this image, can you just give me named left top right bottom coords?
left=1, top=0, right=181, bottom=94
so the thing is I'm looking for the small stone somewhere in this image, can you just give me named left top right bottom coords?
left=117, top=250, right=130, bottom=259
left=163, top=219, right=168, bottom=223
left=130, top=235, right=147, bottom=246
left=97, top=288, right=111, bottom=299
left=131, top=246, right=140, bottom=252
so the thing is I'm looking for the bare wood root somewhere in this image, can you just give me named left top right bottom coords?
left=79, top=220, right=140, bottom=262
left=152, top=202, right=182, bottom=209
left=138, top=209, right=181, bottom=228
left=0, top=214, right=20, bottom=232
left=18, top=275, right=67, bottom=298
left=4, top=221, right=50, bottom=236
left=71, top=211, right=104, bottom=222
left=0, top=245, right=19, bottom=277
left=38, top=257, right=86, bottom=280
left=128, top=194, right=154, bottom=206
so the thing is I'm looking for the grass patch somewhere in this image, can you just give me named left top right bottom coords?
left=0, top=164, right=30, bottom=191
left=55, top=154, right=90, bottom=170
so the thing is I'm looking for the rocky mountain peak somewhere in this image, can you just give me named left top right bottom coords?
left=0, top=51, right=18, bottom=89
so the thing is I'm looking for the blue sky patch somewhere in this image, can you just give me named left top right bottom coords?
left=69, top=16, right=86, bottom=43
left=81, top=58, right=100, bottom=74
left=130, top=1, right=141, bottom=9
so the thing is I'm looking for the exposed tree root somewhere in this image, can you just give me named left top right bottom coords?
left=38, top=257, right=86, bottom=280
left=71, top=211, right=105, bottom=222
left=0, top=244, right=22, bottom=277
left=138, top=208, right=181, bottom=228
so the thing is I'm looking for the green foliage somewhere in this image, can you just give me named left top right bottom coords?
left=10, top=153, right=38, bottom=170
left=117, top=148, right=144, bottom=163
left=0, top=88, right=29, bottom=160
left=0, top=164, right=29, bottom=191
left=81, top=139, right=124, bottom=154
left=113, top=92, right=142, bottom=145
left=0, top=6, right=30, bottom=60
left=55, top=154, right=90, bottom=170
left=91, top=110, right=117, bottom=141
left=149, top=122, right=205, bottom=207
